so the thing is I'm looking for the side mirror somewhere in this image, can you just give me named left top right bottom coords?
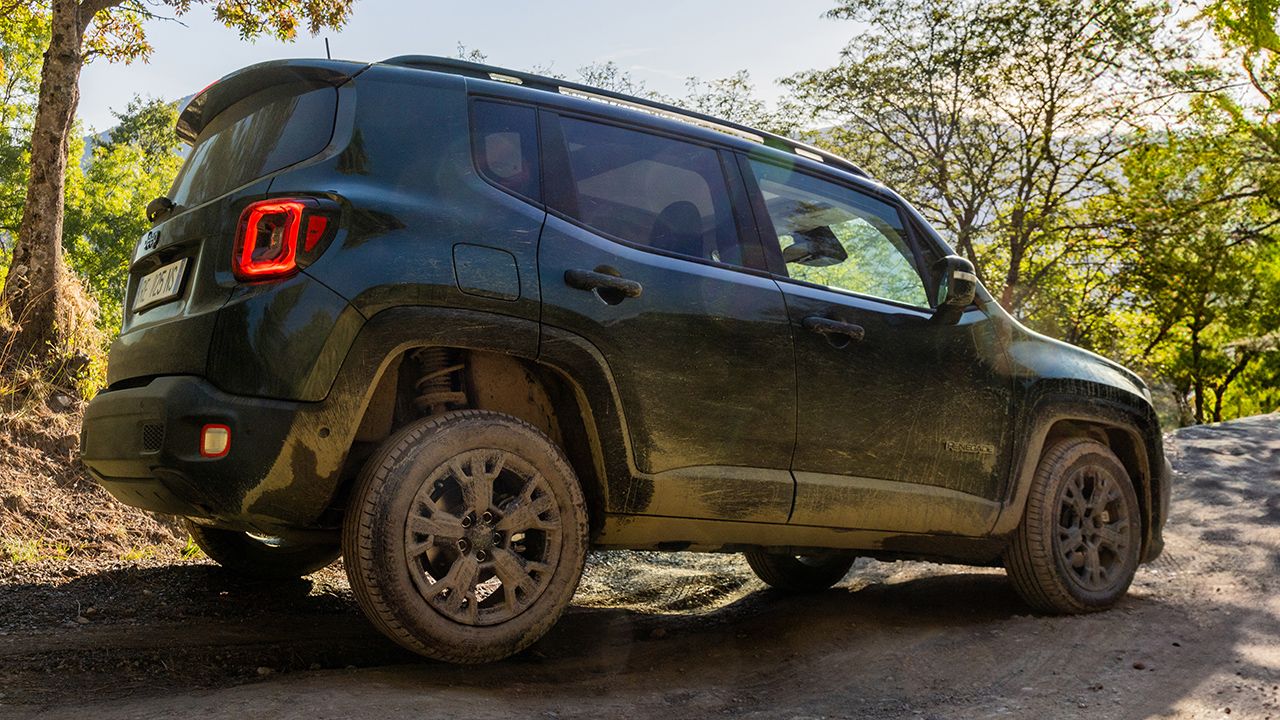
left=781, top=227, right=848, bottom=267
left=932, top=255, right=978, bottom=324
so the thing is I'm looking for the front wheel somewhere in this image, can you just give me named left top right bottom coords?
left=744, top=549, right=855, bottom=592
left=185, top=521, right=340, bottom=579
left=342, top=410, right=588, bottom=664
left=1004, top=438, right=1142, bottom=613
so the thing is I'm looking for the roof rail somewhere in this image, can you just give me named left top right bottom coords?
left=381, top=55, right=868, bottom=178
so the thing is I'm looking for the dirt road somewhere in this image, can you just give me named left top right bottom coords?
left=2, top=415, right=1278, bottom=719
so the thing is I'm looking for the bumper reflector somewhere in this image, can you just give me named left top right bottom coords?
left=200, top=424, right=231, bottom=458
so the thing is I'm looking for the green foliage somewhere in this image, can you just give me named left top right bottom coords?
left=84, top=0, right=356, bottom=64
left=180, top=535, right=204, bottom=560
left=789, top=0, right=1193, bottom=314
left=1091, top=121, right=1280, bottom=423
left=682, top=71, right=800, bottom=137
left=0, top=6, right=47, bottom=246
left=1205, top=0, right=1280, bottom=54
left=64, top=97, right=182, bottom=335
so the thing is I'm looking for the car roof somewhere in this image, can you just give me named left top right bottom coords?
left=379, top=55, right=870, bottom=180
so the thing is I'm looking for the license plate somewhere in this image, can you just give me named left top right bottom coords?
left=133, top=258, right=188, bottom=312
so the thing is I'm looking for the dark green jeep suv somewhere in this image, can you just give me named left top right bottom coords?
left=81, top=56, right=1172, bottom=663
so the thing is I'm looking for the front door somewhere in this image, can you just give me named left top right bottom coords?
left=537, top=112, right=796, bottom=523
left=742, top=156, right=1013, bottom=535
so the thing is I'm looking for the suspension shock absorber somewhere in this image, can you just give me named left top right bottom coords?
left=410, top=348, right=468, bottom=416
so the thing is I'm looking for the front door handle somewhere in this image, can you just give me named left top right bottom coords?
left=802, top=316, right=866, bottom=345
left=564, top=268, right=643, bottom=300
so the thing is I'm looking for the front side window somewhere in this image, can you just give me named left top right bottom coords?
left=550, top=116, right=744, bottom=266
left=749, top=159, right=930, bottom=308
left=471, top=100, right=541, bottom=201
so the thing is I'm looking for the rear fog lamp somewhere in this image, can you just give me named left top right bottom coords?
left=201, top=424, right=231, bottom=458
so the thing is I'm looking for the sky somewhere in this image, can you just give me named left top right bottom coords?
left=78, top=0, right=855, bottom=132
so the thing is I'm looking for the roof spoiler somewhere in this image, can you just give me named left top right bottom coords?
left=176, top=59, right=366, bottom=145
left=382, top=55, right=868, bottom=178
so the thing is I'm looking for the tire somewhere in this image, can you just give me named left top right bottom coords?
left=185, top=521, right=340, bottom=580
left=744, top=549, right=855, bottom=592
left=342, top=410, right=589, bottom=664
left=1004, top=437, right=1142, bottom=614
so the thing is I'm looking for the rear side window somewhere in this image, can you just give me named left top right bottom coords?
left=169, top=85, right=338, bottom=208
left=471, top=100, right=540, bottom=202
left=548, top=116, right=742, bottom=266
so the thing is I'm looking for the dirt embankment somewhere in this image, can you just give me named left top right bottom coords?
left=0, top=404, right=184, bottom=565
left=1, top=414, right=1278, bottom=719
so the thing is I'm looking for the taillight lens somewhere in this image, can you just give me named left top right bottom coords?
left=234, top=199, right=306, bottom=280
left=233, top=198, right=337, bottom=281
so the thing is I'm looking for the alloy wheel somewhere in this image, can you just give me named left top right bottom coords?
left=402, top=449, right=562, bottom=626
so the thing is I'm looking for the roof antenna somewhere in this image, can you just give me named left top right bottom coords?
left=324, top=38, right=332, bottom=60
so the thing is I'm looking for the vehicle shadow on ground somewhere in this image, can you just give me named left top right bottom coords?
left=1, top=561, right=1259, bottom=720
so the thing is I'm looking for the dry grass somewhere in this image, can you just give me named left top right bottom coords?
left=0, top=403, right=187, bottom=565
left=0, top=270, right=186, bottom=565
left=0, top=267, right=108, bottom=408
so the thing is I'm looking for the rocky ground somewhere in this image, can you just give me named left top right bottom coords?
left=1, top=414, right=1277, bottom=719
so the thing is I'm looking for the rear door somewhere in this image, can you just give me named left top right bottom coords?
left=536, top=112, right=796, bottom=523
left=741, top=156, right=1013, bottom=535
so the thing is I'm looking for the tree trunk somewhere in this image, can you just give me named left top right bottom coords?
left=1, top=0, right=87, bottom=364
left=1000, top=241, right=1024, bottom=312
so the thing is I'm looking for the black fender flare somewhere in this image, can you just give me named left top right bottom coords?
left=254, top=306, right=634, bottom=528
left=993, top=384, right=1168, bottom=562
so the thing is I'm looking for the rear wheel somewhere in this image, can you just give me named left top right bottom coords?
left=185, top=521, right=340, bottom=579
left=1004, top=437, right=1142, bottom=613
left=342, top=410, right=588, bottom=664
left=744, top=549, right=855, bottom=592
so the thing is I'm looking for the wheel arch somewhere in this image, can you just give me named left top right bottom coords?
left=994, top=387, right=1167, bottom=563
left=317, top=308, right=632, bottom=540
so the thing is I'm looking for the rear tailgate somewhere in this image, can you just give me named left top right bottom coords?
left=107, top=60, right=363, bottom=389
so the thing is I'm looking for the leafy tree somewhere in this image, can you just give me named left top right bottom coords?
left=575, top=60, right=654, bottom=96
left=1, top=0, right=356, bottom=368
left=1204, top=0, right=1280, bottom=148
left=682, top=71, right=799, bottom=137
left=64, top=97, right=181, bottom=334
left=0, top=7, right=48, bottom=245
left=1093, top=121, right=1279, bottom=423
left=786, top=0, right=1194, bottom=317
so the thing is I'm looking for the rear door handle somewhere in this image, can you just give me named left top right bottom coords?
left=564, top=269, right=643, bottom=299
left=802, top=316, right=865, bottom=344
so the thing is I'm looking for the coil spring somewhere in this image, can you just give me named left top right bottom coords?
left=411, top=348, right=468, bottom=416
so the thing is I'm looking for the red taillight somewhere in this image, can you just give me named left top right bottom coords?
left=303, top=215, right=329, bottom=252
left=234, top=200, right=306, bottom=280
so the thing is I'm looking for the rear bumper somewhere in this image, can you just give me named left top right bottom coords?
left=81, top=376, right=303, bottom=527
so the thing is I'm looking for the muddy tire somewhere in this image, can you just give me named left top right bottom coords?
left=342, top=410, right=589, bottom=664
left=1005, top=438, right=1142, bottom=614
left=185, top=521, right=340, bottom=579
left=744, top=550, right=855, bottom=592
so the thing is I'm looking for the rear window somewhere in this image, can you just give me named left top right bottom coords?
left=471, top=100, right=541, bottom=202
left=548, top=116, right=742, bottom=266
left=169, top=85, right=338, bottom=208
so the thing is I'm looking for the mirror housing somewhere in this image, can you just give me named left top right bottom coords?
left=932, top=255, right=978, bottom=324
left=781, top=227, right=848, bottom=267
